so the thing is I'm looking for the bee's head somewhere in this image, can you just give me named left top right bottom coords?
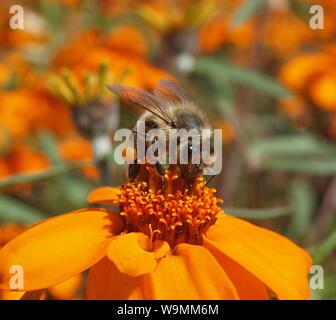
left=175, top=111, right=205, bottom=132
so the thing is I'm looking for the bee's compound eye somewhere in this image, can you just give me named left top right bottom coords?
left=170, top=121, right=177, bottom=128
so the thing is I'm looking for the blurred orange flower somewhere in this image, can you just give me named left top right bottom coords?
left=0, top=145, right=49, bottom=180
left=279, top=96, right=310, bottom=128
left=279, top=46, right=336, bottom=138
left=0, top=160, right=11, bottom=178
left=0, top=89, right=74, bottom=141
left=215, top=121, right=235, bottom=143
left=310, top=73, right=336, bottom=111
left=104, top=25, right=148, bottom=57
left=53, top=30, right=168, bottom=90
left=0, top=223, right=28, bottom=248
left=58, top=135, right=98, bottom=180
left=0, top=89, right=48, bottom=141
left=198, top=13, right=255, bottom=53
left=9, top=145, right=49, bottom=174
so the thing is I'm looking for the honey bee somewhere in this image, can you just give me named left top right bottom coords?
left=107, top=79, right=214, bottom=186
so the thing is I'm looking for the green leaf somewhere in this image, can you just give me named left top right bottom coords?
left=232, top=0, right=267, bottom=27
left=289, top=0, right=311, bottom=21
left=223, top=206, right=291, bottom=219
left=37, top=131, right=63, bottom=164
left=37, top=0, right=66, bottom=30
left=257, top=157, right=336, bottom=175
left=0, top=161, right=92, bottom=189
left=310, top=274, right=336, bottom=300
left=312, top=230, right=336, bottom=264
left=248, top=135, right=335, bottom=159
left=0, top=195, right=44, bottom=223
left=43, top=176, right=94, bottom=213
left=247, top=135, right=336, bottom=174
left=287, top=179, right=315, bottom=239
left=194, top=57, right=291, bottom=99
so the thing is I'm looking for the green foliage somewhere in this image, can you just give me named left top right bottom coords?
left=194, top=57, right=292, bottom=99
left=313, top=230, right=336, bottom=264
left=0, top=195, right=44, bottom=223
left=231, top=0, right=267, bottom=27
left=287, top=179, right=315, bottom=240
left=248, top=135, right=336, bottom=174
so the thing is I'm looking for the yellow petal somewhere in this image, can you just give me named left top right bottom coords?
left=0, top=209, right=124, bottom=291
left=48, top=274, right=83, bottom=300
left=204, top=215, right=312, bottom=300
left=0, top=290, right=25, bottom=300
left=86, top=257, right=146, bottom=300
left=107, top=233, right=168, bottom=277
left=87, top=187, right=121, bottom=204
left=207, top=248, right=269, bottom=299
left=143, top=243, right=239, bottom=299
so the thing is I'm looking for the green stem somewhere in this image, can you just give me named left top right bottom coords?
left=0, top=160, right=92, bottom=189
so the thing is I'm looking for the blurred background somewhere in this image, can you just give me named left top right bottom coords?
left=0, top=0, right=335, bottom=300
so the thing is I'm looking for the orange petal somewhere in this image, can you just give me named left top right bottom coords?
left=86, top=257, right=146, bottom=300
left=208, top=249, right=269, bottom=299
left=48, top=274, right=83, bottom=300
left=0, top=209, right=124, bottom=291
left=142, top=243, right=239, bottom=299
left=107, top=233, right=169, bottom=277
left=87, top=187, right=121, bottom=204
left=204, top=215, right=312, bottom=300
left=0, top=290, right=25, bottom=300
left=0, top=289, right=46, bottom=300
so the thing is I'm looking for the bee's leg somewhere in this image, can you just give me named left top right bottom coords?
left=128, top=161, right=141, bottom=181
left=205, top=175, right=215, bottom=186
left=154, top=163, right=165, bottom=176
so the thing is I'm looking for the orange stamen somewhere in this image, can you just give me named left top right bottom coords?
left=112, top=169, right=222, bottom=247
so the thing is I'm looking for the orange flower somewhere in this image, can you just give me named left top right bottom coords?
left=0, top=90, right=48, bottom=141
left=0, top=159, right=11, bottom=179
left=279, top=96, right=311, bottom=128
left=262, top=9, right=312, bottom=57
left=0, top=52, right=32, bottom=88
left=0, top=223, right=28, bottom=249
left=0, top=145, right=50, bottom=183
left=279, top=52, right=332, bottom=93
left=0, top=169, right=312, bottom=300
left=198, top=10, right=255, bottom=53
left=310, top=74, right=336, bottom=111
left=58, top=136, right=99, bottom=180
left=53, top=31, right=168, bottom=90
left=8, top=146, right=50, bottom=175
left=0, top=89, right=74, bottom=141
left=104, top=25, right=148, bottom=57
left=0, top=5, right=45, bottom=49
left=215, top=121, right=235, bottom=143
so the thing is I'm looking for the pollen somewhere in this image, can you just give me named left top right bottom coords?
left=115, top=168, right=222, bottom=248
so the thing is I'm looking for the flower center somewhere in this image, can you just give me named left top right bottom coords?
left=117, top=167, right=222, bottom=248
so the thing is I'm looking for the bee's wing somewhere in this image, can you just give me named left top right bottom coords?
left=154, top=79, right=190, bottom=103
left=107, top=84, right=172, bottom=124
